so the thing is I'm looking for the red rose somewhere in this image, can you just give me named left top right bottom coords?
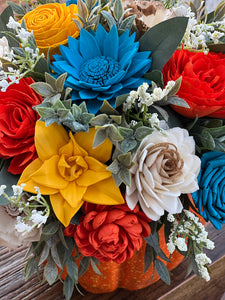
left=72, top=203, right=151, bottom=264
left=0, top=78, right=42, bottom=174
left=162, top=48, right=225, bottom=118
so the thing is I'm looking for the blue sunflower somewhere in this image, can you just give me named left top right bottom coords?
left=51, top=25, right=152, bottom=113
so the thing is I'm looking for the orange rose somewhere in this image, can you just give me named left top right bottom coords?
left=66, top=203, right=151, bottom=264
left=22, top=3, right=80, bottom=58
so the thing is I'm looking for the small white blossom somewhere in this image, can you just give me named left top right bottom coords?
left=12, top=184, right=25, bottom=196
left=16, top=28, right=32, bottom=44
left=15, top=216, right=33, bottom=234
left=6, top=16, right=21, bottom=30
left=174, top=237, right=187, bottom=252
left=0, top=185, right=6, bottom=196
left=30, top=209, right=48, bottom=227
left=167, top=213, right=175, bottom=222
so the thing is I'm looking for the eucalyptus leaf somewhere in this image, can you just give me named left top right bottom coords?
left=67, top=256, right=79, bottom=283
left=139, top=17, right=188, bottom=71
left=63, top=276, right=75, bottom=300
left=145, top=232, right=170, bottom=262
left=25, top=257, right=38, bottom=281
left=42, top=222, right=59, bottom=236
left=144, top=244, right=155, bottom=273
left=201, top=130, right=215, bottom=150
left=155, top=259, right=171, bottom=285
left=90, top=258, right=102, bottom=275
left=51, top=244, right=62, bottom=268
left=38, top=244, right=50, bottom=266
left=165, top=96, right=190, bottom=108
left=78, top=257, right=90, bottom=277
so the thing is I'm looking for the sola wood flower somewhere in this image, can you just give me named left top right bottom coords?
left=18, top=121, right=124, bottom=226
left=51, top=25, right=152, bottom=113
left=22, top=3, right=80, bottom=58
left=0, top=78, right=42, bottom=174
left=123, top=0, right=176, bottom=35
left=64, top=203, right=151, bottom=263
left=126, top=128, right=201, bottom=220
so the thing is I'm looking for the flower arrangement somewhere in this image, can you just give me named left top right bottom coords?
left=0, top=0, right=224, bottom=299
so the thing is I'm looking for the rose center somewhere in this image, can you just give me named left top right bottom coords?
left=58, top=154, right=88, bottom=181
left=79, top=56, right=120, bottom=85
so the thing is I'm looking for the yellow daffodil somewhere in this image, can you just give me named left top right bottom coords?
left=18, top=121, right=124, bottom=226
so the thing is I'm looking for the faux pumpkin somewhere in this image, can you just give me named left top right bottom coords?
left=61, top=225, right=184, bottom=294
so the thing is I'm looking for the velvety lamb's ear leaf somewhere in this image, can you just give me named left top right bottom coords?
left=0, top=160, right=20, bottom=205
left=139, top=17, right=188, bottom=71
left=113, top=0, right=123, bottom=21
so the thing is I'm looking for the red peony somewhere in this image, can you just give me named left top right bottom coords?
left=0, top=78, right=42, bottom=174
left=65, top=203, right=151, bottom=264
left=162, top=48, right=225, bottom=118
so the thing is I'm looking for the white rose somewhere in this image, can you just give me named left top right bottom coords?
left=126, top=127, right=201, bottom=220
left=0, top=204, right=42, bottom=250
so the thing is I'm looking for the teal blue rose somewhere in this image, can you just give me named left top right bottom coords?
left=192, top=151, right=225, bottom=229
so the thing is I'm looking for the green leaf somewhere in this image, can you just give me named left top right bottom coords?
left=107, top=159, right=120, bottom=174
left=100, top=100, right=119, bottom=115
left=139, top=17, right=188, bottom=71
left=201, top=130, right=215, bottom=150
left=118, top=167, right=131, bottom=186
left=25, top=257, right=38, bottom=281
left=101, top=10, right=116, bottom=29
left=67, top=256, right=79, bottom=283
left=155, top=259, right=170, bottom=285
left=38, top=244, right=50, bottom=266
left=121, top=138, right=137, bottom=153
left=0, top=160, right=19, bottom=205
left=118, top=152, right=132, bottom=167
left=42, top=222, right=59, bottom=236
left=56, top=73, right=67, bottom=92
left=144, top=244, right=154, bottom=273
left=145, top=232, right=170, bottom=262
left=91, top=114, right=109, bottom=126
left=144, top=70, right=164, bottom=88
left=113, top=0, right=123, bottom=21
left=63, top=276, right=75, bottom=300
left=165, top=96, right=190, bottom=108
left=135, top=126, right=153, bottom=140
left=90, top=258, right=102, bottom=275
left=118, top=127, right=133, bottom=139
left=44, top=257, right=58, bottom=285
left=93, top=129, right=107, bottom=147
left=214, top=0, right=225, bottom=21
left=167, top=77, right=182, bottom=97
left=51, top=244, right=62, bottom=268
left=30, top=82, right=55, bottom=97
left=115, top=93, right=129, bottom=108
left=6, top=1, right=26, bottom=16
left=121, top=14, right=136, bottom=31
left=78, top=257, right=90, bottom=277
left=108, top=124, right=124, bottom=142
left=152, top=105, right=169, bottom=121
left=77, top=0, right=89, bottom=21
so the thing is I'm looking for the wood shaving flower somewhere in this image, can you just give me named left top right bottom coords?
left=126, top=128, right=201, bottom=220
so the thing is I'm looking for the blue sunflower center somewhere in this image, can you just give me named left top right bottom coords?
left=79, top=56, right=120, bottom=86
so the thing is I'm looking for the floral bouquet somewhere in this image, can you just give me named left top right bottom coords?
left=0, top=0, right=225, bottom=299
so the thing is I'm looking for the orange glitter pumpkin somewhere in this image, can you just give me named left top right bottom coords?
left=61, top=225, right=184, bottom=293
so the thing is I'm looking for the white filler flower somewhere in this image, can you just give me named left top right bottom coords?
left=126, top=127, right=201, bottom=220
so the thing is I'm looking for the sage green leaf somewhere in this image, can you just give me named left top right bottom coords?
left=144, top=244, right=154, bottom=273
left=107, top=159, right=120, bottom=174
left=119, top=127, right=133, bottom=139
left=121, top=14, right=136, bottom=31
left=78, top=257, right=90, bottom=277
left=36, top=107, right=56, bottom=118
left=206, top=125, right=225, bottom=137
left=108, top=125, right=124, bottom=142
left=119, top=167, right=131, bottom=186
left=6, top=1, right=26, bottom=16
left=155, top=259, right=170, bottom=285
left=52, top=99, right=65, bottom=110
left=93, top=129, right=107, bottom=147
left=45, top=72, right=57, bottom=90
left=64, top=276, right=75, bottom=300
left=135, top=126, right=153, bottom=141
left=144, top=70, right=164, bottom=88
left=145, top=232, right=170, bottom=262
left=30, top=82, right=55, bottom=97
left=139, top=17, right=188, bottom=71
left=152, top=105, right=169, bottom=121
left=90, top=114, right=109, bottom=126
left=44, top=258, right=58, bottom=285
left=115, top=93, right=129, bottom=108
left=110, top=115, right=121, bottom=124
left=201, top=130, right=215, bottom=150
left=67, top=256, right=79, bottom=283
left=100, top=100, right=119, bottom=115
left=56, top=73, right=67, bottom=92
left=113, top=0, right=123, bottom=21
left=101, top=10, right=116, bottom=29
left=112, top=173, right=123, bottom=187
left=121, top=138, right=137, bottom=153
left=42, top=222, right=59, bottom=236
left=86, top=0, right=98, bottom=11
left=206, top=11, right=215, bottom=23
left=118, top=152, right=132, bottom=167
left=167, top=77, right=182, bottom=97
left=38, top=244, right=50, bottom=266
left=165, top=96, right=190, bottom=108
left=214, top=0, right=225, bottom=21
left=77, top=0, right=89, bottom=21
left=90, top=258, right=102, bottom=275
left=0, top=160, right=19, bottom=205
left=25, top=257, right=38, bottom=281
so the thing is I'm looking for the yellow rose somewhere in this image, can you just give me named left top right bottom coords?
left=22, top=3, right=80, bottom=58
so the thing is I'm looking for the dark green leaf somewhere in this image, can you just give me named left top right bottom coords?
left=93, top=129, right=107, bottom=147
left=115, top=93, right=129, bottom=108
left=121, top=14, right=136, bottom=31
left=25, top=257, right=38, bottom=281
left=145, top=232, right=170, bottom=262
left=144, top=70, right=164, bottom=88
left=90, top=258, right=102, bottom=275
left=201, top=130, right=215, bottom=150
left=144, top=244, right=155, bottom=273
left=139, top=17, right=188, bottom=71
left=44, top=257, right=58, bottom=285
left=121, top=138, right=137, bottom=153
left=0, top=160, right=19, bottom=205
left=38, top=244, right=50, bottom=266
left=6, top=1, right=26, bottom=16
left=78, top=257, right=90, bottom=277
left=134, top=126, right=153, bottom=140
left=101, top=10, right=116, bottom=29
left=51, top=244, right=62, bottom=268
left=155, top=259, right=170, bottom=285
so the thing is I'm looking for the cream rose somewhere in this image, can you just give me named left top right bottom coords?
left=0, top=204, right=42, bottom=250
left=126, top=128, right=201, bottom=220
